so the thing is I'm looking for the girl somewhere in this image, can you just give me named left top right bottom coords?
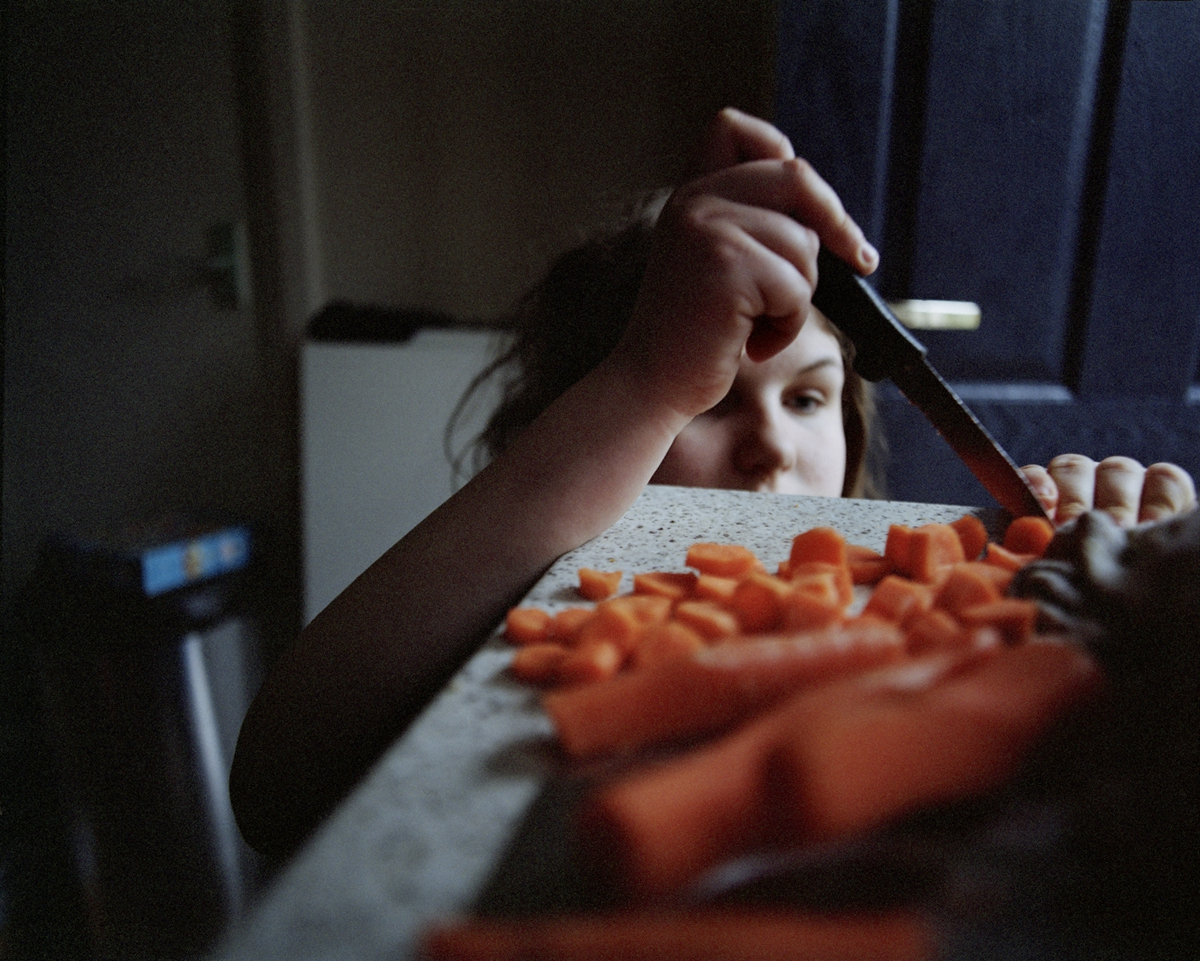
left=230, top=110, right=1195, bottom=858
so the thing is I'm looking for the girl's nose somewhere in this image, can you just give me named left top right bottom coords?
left=732, top=402, right=794, bottom=485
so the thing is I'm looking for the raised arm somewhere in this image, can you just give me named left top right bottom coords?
left=229, top=112, right=877, bottom=857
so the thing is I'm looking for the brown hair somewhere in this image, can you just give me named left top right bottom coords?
left=451, top=193, right=882, bottom=498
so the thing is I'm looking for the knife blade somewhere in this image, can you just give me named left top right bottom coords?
left=812, top=247, right=1049, bottom=519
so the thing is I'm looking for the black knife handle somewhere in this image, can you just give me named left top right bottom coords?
left=812, top=247, right=927, bottom=383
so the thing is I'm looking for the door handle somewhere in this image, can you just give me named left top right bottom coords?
left=886, top=299, right=981, bottom=330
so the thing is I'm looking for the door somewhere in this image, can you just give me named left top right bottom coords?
left=776, top=0, right=1200, bottom=508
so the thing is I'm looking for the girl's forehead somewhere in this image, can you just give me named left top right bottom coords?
left=741, top=317, right=845, bottom=381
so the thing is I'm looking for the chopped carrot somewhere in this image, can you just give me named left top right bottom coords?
left=789, top=561, right=854, bottom=608
left=883, top=524, right=914, bottom=574
left=958, top=598, right=1040, bottom=646
left=905, top=523, right=966, bottom=582
left=547, top=607, right=594, bottom=645
left=577, top=567, right=622, bottom=601
left=767, top=642, right=1101, bottom=846
left=846, top=543, right=893, bottom=585
left=692, top=573, right=740, bottom=604
left=420, top=908, right=936, bottom=961
left=861, top=575, right=933, bottom=627
left=684, top=542, right=763, bottom=578
left=543, top=620, right=906, bottom=761
left=904, top=609, right=968, bottom=655
left=509, top=643, right=569, bottom=685
left=781, top=589, right=844, bottom=632
left=576, top=595, right=672, bottom=654
left=557, top=641, right=624, bottom=686
left=504, top=607, right=551, bottom=646
left=788, top=526, right=848, bottom=568
left=983, top=541, right=1036, bottom=572
left=629, top=622, right=705, bottom=670
left=672, top=600, right=740, bottom=641
left=633, top=570, right=698, bottom=601
left=932, top=563, right=1005, bottom=616
left=728, top=571, right=794, bottom=633
left=950, top=514, right=989, bottom=561
left=1003, top=515, right=1056, bottom=557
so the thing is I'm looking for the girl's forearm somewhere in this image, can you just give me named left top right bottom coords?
left=229, top=357, right=686, bottom=856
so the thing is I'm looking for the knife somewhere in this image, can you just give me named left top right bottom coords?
left=812, top=247, right=1049, bottom=519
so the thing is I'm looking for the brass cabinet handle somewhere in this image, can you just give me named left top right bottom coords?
left=886, top=299, right=981, bottom=330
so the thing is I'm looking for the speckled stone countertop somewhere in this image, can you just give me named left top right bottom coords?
left=210, top=487, right=1003, bottom=961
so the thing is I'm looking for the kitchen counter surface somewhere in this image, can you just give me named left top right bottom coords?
left=210, top=487, right=1007, bottom=961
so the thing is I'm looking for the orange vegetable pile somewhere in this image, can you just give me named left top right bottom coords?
left=425, top=514, right=1104, bottom=960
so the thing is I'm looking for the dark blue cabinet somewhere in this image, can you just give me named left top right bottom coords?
left=777, top=0, right=1199, bottom=508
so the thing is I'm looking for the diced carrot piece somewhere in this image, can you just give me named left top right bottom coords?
left=932, top=563, right=1005, bottom=616
left=906, top=523, right=967, bottom=582
left=692, top=574, right=739, bottom=604
left=504, top=607, right=551, bottom=646
left=846, top=543, right=893, bottom=585
left=672, top=600, right=740, bottom=641
left=861, top=575, right=933, bottom=627
left=630, top=622, right=705, bottom=670
left=576, top=596, right=672, bottom=654
left=1003, top=515, right=1055, bottom=557
left=950, top=514, right=989, bottom=561
left=883, top=524, right=914, bottom=574
left=577, top=568, right=622, bottom=601
left=788, top=526, right=848, bottom=568
left=958, top=598, right=1040, bottom=646
left=633, top=570, right=698, bottom=601
left=684, top=542, right=763, bottom=578
left=581, top=648, right=990, bottom=897
left=509, top=643, right=569, bottom=685
left=789, top=561, right=854, bottom=609
left=420, top=908, right=936, bottom=961
left=557, top=641, right=623, bottom=686
left=984, top=541, right=1036, bottom=572
left=904, top=609, right=969, bottom=655
left=728, top=571, right=793, bottom=633
left=767, top=642, right=1101, bottom=846
left=780, top=588, right=843, bottom=632
left=547, top=607, right=594, bottom=645
left=543, top=619, right=907, bottom=761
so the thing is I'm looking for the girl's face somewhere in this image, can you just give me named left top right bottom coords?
left=650, top=316, right=847, bottom=496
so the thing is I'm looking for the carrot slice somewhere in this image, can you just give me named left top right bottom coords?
left=905, top=523, right=967, bottom=582
left=846, top=543, right=893, bottom=585
left=509, top=643, right=569, bottom=685
left=931, top=563, right=1005, bottom=616
left=578, top=568, right=622, bottom=601
left=950, top=514, right=989, bottom=561
left=789, top=561, right=854, bottom=608
left=788, top=526, right=848, bottom=568
left=633, top=571, right=698, bottom=601
left=630, top=622, right=706, bottom=670
left=692, top=574, right=740, bottom=604
left=727, top=571, right=794, bottom=633
left=672, top=600, right=740, bottom=641
left=1003, top=515, right=1055, bottom=557
left=547, top=607, right=594, bottom=646
left=543, top=619, right=907, bottom=761
left=766, top=642, right=1101, bottom=845
left=576, top=595, right=672, bottom=654
left=958, top=598, right=1040, bottom=646
left=861, top=575, right=933, bottom=627
left=581, top=649, right=991, bottom=896
left=904, top=609, right=968, bottom=655
left=883, top=524, right=914, bottom=574
left=684, top=542, right=763, bottom=578
left=420, top=908, right=935, bottom=961
left=983, top=541, right=1036, bottom=572
left=504, top=607, right=551, bottom=646
left=557, top=641, right=623, bottom=686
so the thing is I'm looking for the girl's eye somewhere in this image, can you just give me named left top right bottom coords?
left=784, top=392, right=824, bottom=414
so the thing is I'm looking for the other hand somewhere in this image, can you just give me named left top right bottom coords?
left=1022, top=455, right=1197, bottom=528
